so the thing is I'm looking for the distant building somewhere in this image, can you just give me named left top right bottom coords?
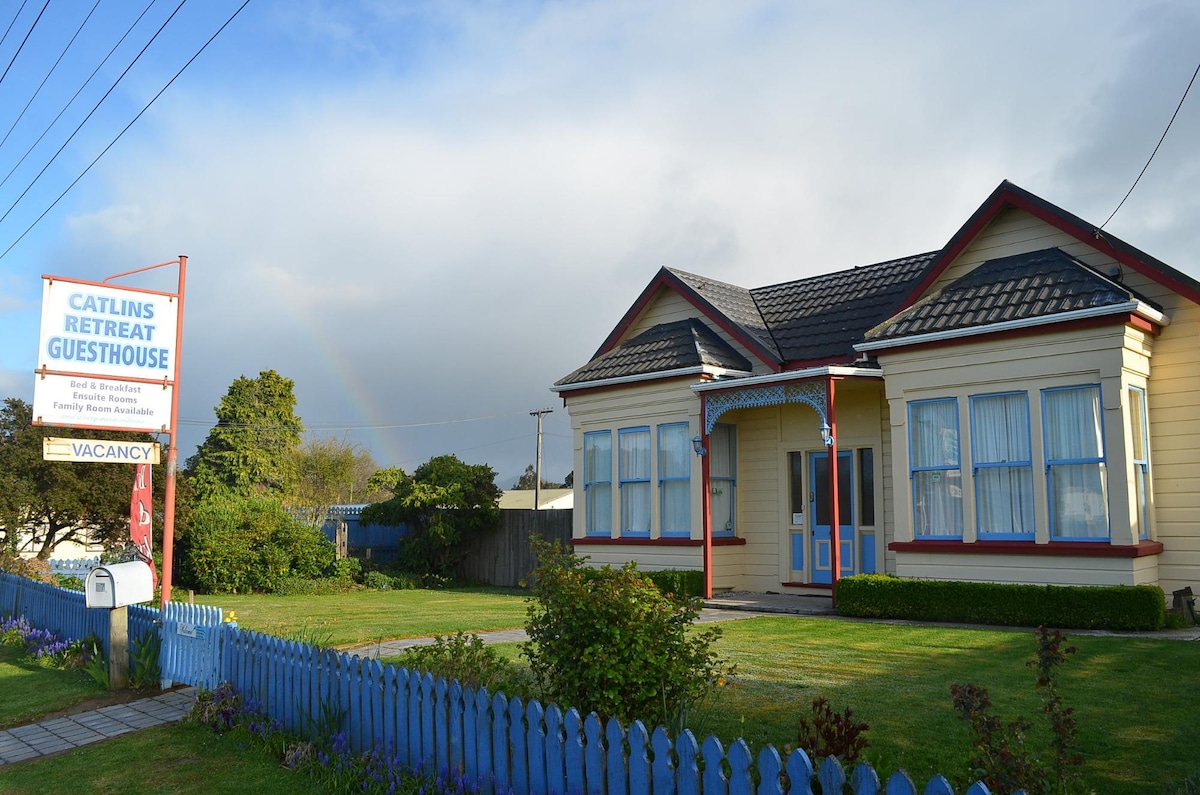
left=499, top=489, right=574, bottom=511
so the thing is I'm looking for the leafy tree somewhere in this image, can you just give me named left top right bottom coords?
left=562, top=470, right=573, bottom=488
left=181, top=491, right=334, bottom=593
left=186, top=370, right=305, bottom=498
left=512, top=464, right=559, bottom=490
left=521, top=538, right=733, bottom=728
left=360, top=454, right=501, bottom=579
left=289, top=437, right=379, bottom=528
left=0, top=397, right=162, bottom=559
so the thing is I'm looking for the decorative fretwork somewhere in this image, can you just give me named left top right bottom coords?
left=704, top=380, right=827, bottom=434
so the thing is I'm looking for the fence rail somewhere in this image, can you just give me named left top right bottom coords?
left=0, top=572, right=1005, bottom=795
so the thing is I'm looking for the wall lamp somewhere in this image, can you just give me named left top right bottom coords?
left=820, top=421, right=834, bottom=448
left=692, top=434, right=707, bottom=456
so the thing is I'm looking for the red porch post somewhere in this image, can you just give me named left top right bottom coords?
left=700, top=394, right=713, bottom=599
left=827, top=376, right=840, bottom=607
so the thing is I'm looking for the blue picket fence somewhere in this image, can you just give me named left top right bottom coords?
left=0, top=572, right=1007, bottom=795
left=47, top=557, right=102, bottom=580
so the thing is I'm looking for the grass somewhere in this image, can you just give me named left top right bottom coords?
left=4, top=589, right=1197, bottom=794
left=0, top=721, right=325, bottom=794
left=0, top=644, right=105, bottom=729
left=191, top=585, right=529, bottom=648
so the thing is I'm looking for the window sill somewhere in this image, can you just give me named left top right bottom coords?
left=572, top=536, right=746, bottom=547
left=888, top=540, right=1164, bottom=558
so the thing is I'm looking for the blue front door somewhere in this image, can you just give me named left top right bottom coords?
left=811, top=451, right=854, bottom=584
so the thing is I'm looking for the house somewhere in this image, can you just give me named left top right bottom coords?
left=498, top=489, right=575, bottom=511
left=551, top=181, right=1199, bottom=600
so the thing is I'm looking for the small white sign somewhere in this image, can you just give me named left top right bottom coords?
left=43, top=437, right=161, bottom=464
left=177, top=622, right=198, bottom=639
left=33, top=373, right=172, bottom=432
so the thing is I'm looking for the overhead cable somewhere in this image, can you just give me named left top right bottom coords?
left=0, top=0, right=49, bottom=87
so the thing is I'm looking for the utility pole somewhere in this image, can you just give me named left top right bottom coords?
left=530, top=407, right=553, bottom=511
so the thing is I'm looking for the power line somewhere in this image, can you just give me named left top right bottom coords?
left=0, top=0, right=103, bottom=151
left=0, top=0, right=49, bottom=87
left=0, top=0, right=253, bottom=262
left=0, top=1, right=32, bottom=58
left=1100, top=59, right=1200, bottom=231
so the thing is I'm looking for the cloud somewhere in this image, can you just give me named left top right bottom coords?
left=21, top=0, right=1200, bottom=484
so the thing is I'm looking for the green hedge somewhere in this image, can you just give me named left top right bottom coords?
left=837, top=574, right=1166, bottom=631
left=579, top=567, right=705, bottom=599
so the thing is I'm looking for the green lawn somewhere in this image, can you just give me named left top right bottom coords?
left=0, top=644, right=105, bottom=729
left=192, top=585, right=530, bottom=648
left=0, top=721, right=324, bottom=794
left=4, top=589, right=1196, bottom=794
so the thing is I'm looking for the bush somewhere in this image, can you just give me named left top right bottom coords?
left=182, top=492, right=336, bottom=593
left=393, top=632, right=514, bottom=691
left=796, top=697, right=870, bottom=764
left=362, top=570, right=419, bottom=591
left=522, top=539, right=734, bottom=728
left=837, top=574, right=1166, bottom=631
left=0, top=552, right=53, bottom=583
left=325, top=557, right=362, bottom=582
left=642, top=568, right=704, bottom=598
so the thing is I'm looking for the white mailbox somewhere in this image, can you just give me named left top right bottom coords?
left=85, top=561, right=155, bottom=608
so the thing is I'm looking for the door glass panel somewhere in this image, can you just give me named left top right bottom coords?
left=813, top=452, right=852, bottom=526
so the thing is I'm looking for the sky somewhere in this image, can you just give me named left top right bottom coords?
left=0, top=1, right=1198, bottom=489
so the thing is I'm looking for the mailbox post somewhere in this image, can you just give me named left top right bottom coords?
left=85, top=562, right=155, bottom=689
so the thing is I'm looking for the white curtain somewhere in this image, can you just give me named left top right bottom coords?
left=973, top=393, right=1034, bottom=535
left=659, top=425, right=690, bottom=534
left=709, top=425, right=736, bottom=534
left=1044, top=387, right=1108, bottom=538
left=584, top=432, right=612, bottom=534
left=910, top=400, right=962, bottom=537
left=620, top=429, right=651, bottom=533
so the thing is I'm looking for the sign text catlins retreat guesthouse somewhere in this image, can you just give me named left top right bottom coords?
left=34, top=279, right=177, bottom=432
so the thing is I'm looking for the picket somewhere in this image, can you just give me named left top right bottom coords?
left=0, top=574, right=1021, bottom=795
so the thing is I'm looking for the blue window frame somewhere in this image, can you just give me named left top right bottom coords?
left=1043, top=385, right=1109, bottom=540
left=658, top=423, right=691, bottom=537
left=709, top=424, right=737, bottom=537
left=1129, top=386, right=1150, bottom=540
left=583, top=430, right=612, bottom=536
left=908, top=398, right=963, bottom=538
left=619, top=427, right=651, bottom=536
left=970, top=392, right=1034, bottom=539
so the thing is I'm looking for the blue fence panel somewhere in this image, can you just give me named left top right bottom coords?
left=47, top=557, right=102, bottom=579
left=4, top=571, right=1016, bottom=795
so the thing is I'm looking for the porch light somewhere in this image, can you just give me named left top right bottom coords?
left=820, top=421, right=833, bottom=447
left=692, top=434, right=707, bottom=456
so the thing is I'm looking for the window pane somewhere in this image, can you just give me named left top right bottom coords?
left=661, top=481, right=690, bottom=534
left=976, top=467, right=1034, bottom=534
left=973, top=393, right=1030, bottom=464
left=1045, top=387, right=1103, bottom=461
left=584, top=431, right=611, bottom=483
left=789, top=452, right=804, bottom=520
left=1129, top=388, right=1147, bottom=462
left=586, top=483, right=611, bottom=534
left=711, top=482, right=734, bottom=534
left=913, top=470, right=963, bottom=537
left=859, top=448, right=875, bottom=526
left=1049, top=463, right=1108, bottom=538
left=710, top=424, right=735, bottom=478
left=619, top=429, right=651, bottom=480
left=622, top=482, right=651, bottom=533
left=911, top=400, right=959, bottom=467
left=658, top=424, right=689, bottom=479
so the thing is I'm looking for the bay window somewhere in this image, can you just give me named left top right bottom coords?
left=619, top=427, right=651, bottom=536
left=1043, top=385, right=1108, bottom=540
left=909, top=398, right=963, bottom=538
left=971, top=392, right=1034, bottom=539
left=658, top=423, right=691, bottom=536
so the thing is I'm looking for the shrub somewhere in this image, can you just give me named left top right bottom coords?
left=837, top=574, right=1166, bottom=631
left=182, top=492, right=335, bottom=593
left=642, top=568, right=704, bottom=598
left=951, top=626, right=1084, bottom=795
left=325, top=556, right=362, bottom=582
left=362, top=570, right=419, bottom=591
left=393, top=632, right=514, bottom=691
left=0, top=552, right=53, bottom=583
left=796, top=697, right=870, bottom=764
left=521, top=538, right=734, bottom=728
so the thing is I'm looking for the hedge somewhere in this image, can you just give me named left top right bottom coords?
left=836, top=574, right=1166, bottom=631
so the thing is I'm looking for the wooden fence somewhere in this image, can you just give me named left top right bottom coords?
left=456, top=509, right=573, bottom=588
left=1, top=572, right=1006, bottom=795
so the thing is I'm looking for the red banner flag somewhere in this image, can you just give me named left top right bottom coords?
left=130, top=463, right=157, bottom=588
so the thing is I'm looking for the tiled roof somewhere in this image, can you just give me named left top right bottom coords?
left=865, top=248, right=1162, bottom=343
left=555, top=318, right=753, bottom=387
left=667, top=269, right=781, bottom=362
left=751, top=252, right=937, bottom=362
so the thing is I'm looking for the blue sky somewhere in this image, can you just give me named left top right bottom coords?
left=1, top=1, right=1198, bottom=487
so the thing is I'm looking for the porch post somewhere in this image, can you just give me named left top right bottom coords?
left=700, top=394, right=713, bottom=599
left=827, top=377, right=841, bottom=607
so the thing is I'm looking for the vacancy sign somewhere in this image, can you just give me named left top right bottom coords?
left=43, top=437, right=162, bottom=464
left=34, top=277, right=178, bottom=433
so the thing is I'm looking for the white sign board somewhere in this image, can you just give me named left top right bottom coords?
left=34, top=373, right=173, bottom=432
left=34, top=277, right=178, bottom=432
left=43, top=437, right=161, bottom=464
left=36, top=278, right=178, bottom=380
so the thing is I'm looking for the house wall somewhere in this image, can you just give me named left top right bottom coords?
left=880, top=305, right=1158, bottom=586
left=564, top=377, right=705, bottom=572
left=925, top=207, right=1200, bottom=594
